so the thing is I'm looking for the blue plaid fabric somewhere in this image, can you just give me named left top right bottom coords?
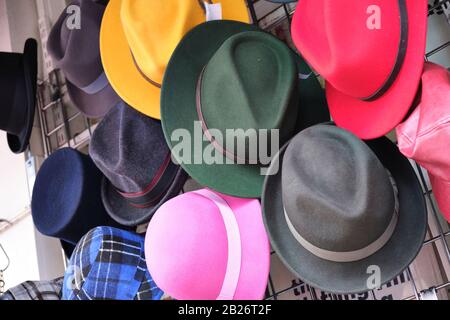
left=62, top=226, right=164, bottom=300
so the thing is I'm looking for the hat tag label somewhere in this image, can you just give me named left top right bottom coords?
left=204, top=2, right=223, bottom=21
left=299, top=72, right=313, bottom=80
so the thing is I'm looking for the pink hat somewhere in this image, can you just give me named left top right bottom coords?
left=396, top=62, right=450, bottom=223
left=144, top=189, right=270, bottom=300
left=291, top=0, right=428, bottom=139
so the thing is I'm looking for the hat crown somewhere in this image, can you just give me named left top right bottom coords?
left=47, top=0, right=105, bottom=88
left=31, top=148, right=110, bottom=243
left=282, top=125, right=395, bottom=252
left=90, top=102, right=171, bottom=193
left=121, top=0, right=209, bottom=85
left=0, top=52, right=25, bottom=134
left=199, top=31, right=299, bottom=161
left=63, top=226, right=163, bottom=300
left=293, top=0, right=413, bottom=99
left=397, top=63, right=450, bottom=181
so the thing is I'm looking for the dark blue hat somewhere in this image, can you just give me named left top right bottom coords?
left=31, top=148, right=120, bottom=245
left=62, top=226, right=164, bottom=300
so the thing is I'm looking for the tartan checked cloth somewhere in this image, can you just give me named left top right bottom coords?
left=62, top=226, right=164, bottom=300
left=0, top=278, right=63, bottom=300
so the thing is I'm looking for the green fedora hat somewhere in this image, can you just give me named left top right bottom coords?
left=161, top=20, right=329, bottom=198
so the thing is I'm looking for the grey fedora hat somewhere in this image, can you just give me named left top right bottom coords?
left=47, top=0, right=119, bottom=118
left=262, top=124, right=427, bottom=294
left=89, top=102, right=188, bottom=226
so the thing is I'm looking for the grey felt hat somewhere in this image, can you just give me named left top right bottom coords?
left=262, top=124, right=427, bottom=294
left=89, top=102, right=188, bottom=227
left=47, top=0, right=119, bottom=118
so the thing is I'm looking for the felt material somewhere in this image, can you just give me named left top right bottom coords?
left=31, top=148, right=120, bottom=245
left=100, top=0, right=250, bottom=120
left=262, top=124, right=427, bottom=294
left=200, top=31, right=298, bottom=162
left=62, top=227, right=164, bottom=300
left=0, top=39, right=37, bottom=154
left=89, top=102, right=188, bottom=226
left=282, top=125, right=395, bottom=252
left=396, top=62, right=450, bottom=223
left=145, top=189, right=270, bottom=300
left=291, top=0, right=428, bottom=139
left=265, top=0, right=297, bottom=2
left=47, top=0, right=120, bottom=118
left=161, top=20, right=330, bottom=198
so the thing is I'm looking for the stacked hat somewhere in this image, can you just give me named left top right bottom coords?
left=161, top=20, right=329, bottom=198
left=145, top=189, right=270, bottom=300
left=0, top=39, right=37, bottom=154
left=291, top=0, right=428, bottom=139
left=100, top=0, right=250, bottom=119
left=63, top=226, right=163, bottom=300
left=262, top=124, right=427, bottom=294
left=31, top=148, right=120, bottom=249
left=0, top=278, right=63, bottom=301
left=89, top=102, right=188, bottom=226
left=47, top=0, right=120, bottom=118
left=397, top=62, right=450, bottom=223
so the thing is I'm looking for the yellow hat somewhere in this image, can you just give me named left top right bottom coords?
left=100, top=0, right=250, bottom=119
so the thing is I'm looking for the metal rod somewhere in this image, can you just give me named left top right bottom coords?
left=246, top=0, right=259, bottom=26
left=45, top=112, right=82, bottom=137
left=415, top=163, right=450, bottom=260
left=406, top=267, right=420, bottom=300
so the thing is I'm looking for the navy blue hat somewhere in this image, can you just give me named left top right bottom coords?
left=89, top=102, right=188, bottom=226
left=31, top=148, right=121, bottom=245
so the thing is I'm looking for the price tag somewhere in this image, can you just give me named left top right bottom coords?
left=205, top=2, right=222, bottom=21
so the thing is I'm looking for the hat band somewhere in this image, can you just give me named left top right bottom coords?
left=193, top=189, right=241, bottom=300
left=195, top=67, right=248, bottom=163
left=116, top=153, right=178, bottom=208
left=284, top=173, right=400, bottom=262
left=79, top=72, right=109, bottom=95
left=361, top=0, right=408, bottom=101
left=130, top=52, right=162, bottom=89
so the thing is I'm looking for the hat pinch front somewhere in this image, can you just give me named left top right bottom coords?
left=283, top=172, right=400, bottom=263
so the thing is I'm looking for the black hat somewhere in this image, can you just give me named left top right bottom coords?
left=262, top=124, right=427, bottom=294
left=0, top=39, right=37, bottom=153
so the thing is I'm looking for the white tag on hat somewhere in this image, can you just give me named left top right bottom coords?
left=299, top=72, right=313, bottom=80
left=205, top=2, right=223, bottom=21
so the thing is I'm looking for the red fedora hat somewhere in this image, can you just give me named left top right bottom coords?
left=291, top=0, right=428, bottom=139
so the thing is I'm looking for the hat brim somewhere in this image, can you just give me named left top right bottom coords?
left=101, top=167, right=189, bottom=226
left=100, top=0, right=250, bottom=120
left=161, top=20, right=329, bottom=198
left=326, top=0, right=427, bottom=139
left=7, top=39, right=37, bottom=154
left=429, top=174, right=450, bottom=223
left=65, top=79, right=120, bottom=119
left=262, top=134, right=427, bottom=294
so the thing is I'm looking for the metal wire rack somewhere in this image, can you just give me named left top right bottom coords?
left=245, top=0, right=450, bottom=301
left=32, top=0, right=450, bottom=301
